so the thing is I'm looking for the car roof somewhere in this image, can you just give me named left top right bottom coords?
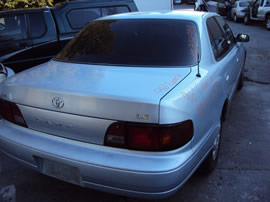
left=98, top=10, right=214, bottom=22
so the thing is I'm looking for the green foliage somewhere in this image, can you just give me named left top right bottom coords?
left=0, top=0, right=55, bottom=10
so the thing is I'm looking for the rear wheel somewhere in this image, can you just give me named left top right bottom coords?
left=200, top=119, right=222, bottom=174
left=244, top=13, right=250, bottom=25
left=266, top=15, right=270, bottom=31
left=237, top=71, right=244, bottom=90
left=234, top=14, right=238, bottom=22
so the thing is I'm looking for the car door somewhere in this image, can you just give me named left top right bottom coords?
left=24, top=12, right=59, bottom=70
left=0, top=14, right=31, bottom=58
left=257, top=0, right=265, bottom=18
left=206, top=16, right=239, bottom=99
left=1, top=11, right=59, bottom=73
left=215, top=16, right=240, bottom=93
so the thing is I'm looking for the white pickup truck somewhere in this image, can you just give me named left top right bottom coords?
left=134, top=0, right=173, bottom=11
left=244, top=0, right=270, bottom=30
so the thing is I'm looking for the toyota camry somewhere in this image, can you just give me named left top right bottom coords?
left=0, top=11, right=249, bottom=199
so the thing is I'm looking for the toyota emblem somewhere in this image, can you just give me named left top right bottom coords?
left=52, top=97, right=64, bottom=109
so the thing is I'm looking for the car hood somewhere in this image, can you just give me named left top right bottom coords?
left=1, top=60, right=191, bottom=123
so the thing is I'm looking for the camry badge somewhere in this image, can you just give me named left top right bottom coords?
left=136, top=114, right=149, bottom=120
left=52, top=97, right=64, bottom=109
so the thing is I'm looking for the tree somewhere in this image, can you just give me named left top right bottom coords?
left=0, top=0, right=55, bottom=10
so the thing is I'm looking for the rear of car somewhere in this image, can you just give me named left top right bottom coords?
left=231, top=1, right=250, bottom=20
left=0, top=12, right=221, bottom=199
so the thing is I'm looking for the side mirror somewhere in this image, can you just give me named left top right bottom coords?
left=236, top=34, right=249, bottom=42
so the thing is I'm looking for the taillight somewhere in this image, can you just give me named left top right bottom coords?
left=0, top=99, right=28, bottom=127
left=104, top=120, right=193, bottom=151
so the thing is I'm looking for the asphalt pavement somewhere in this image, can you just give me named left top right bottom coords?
left=0, top=3, right=270, bottom=202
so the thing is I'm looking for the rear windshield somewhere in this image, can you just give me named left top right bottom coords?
left=239, top=2, right=249, bottom=7
left=55, top=19, right=199, bottom=67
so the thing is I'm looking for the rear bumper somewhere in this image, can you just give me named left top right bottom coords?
left=0, top=119, right=198, bottom=199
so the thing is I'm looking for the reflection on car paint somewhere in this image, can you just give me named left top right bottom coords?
left=197, top=80, right=220, bottom=118
left=181, top=75, right=220, bottom=118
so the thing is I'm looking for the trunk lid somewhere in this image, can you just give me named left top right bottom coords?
left=1, top=61, right=191, bottom=144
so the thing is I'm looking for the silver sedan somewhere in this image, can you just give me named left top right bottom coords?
left=0, top=11, right=249, bottom=199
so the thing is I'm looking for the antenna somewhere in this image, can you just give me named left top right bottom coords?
left=196, top=52, right=201, bottom=78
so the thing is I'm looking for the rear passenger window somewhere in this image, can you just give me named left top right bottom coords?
left=29, top=13, right=47, bottom=38
left=214, top=16, right=235, bottom=46
left=102, top=6, right=130, bottom=16
left=67, top=8, right=102, bottom=29
left=0, top=15, right=27, bottom=41
left=207, top=17, right=234, bottom=60
left=207, top=17, right=224, bottom=58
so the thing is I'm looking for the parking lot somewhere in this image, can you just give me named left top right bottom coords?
left=1, top=4, right=270, bottom=202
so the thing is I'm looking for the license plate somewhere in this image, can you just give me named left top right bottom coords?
left=41, top=158, right=81, bottom=185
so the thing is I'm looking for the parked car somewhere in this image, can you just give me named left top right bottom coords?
left=244, top=0, right=270, bottom=30
left=231, top=0, right=250, bottom=22
left=0, top=11, right=249, bottom=199
left=0, top=0, right=138, bottom=73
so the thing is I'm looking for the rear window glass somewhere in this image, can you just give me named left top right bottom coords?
left=55, top=19, right=199, bottom=67
left=239, top=2, right=249, bottom=7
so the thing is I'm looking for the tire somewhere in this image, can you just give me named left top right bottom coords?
left=199, top=119, right=222, bottom=174
left=266, top=15, right=270, bottom=31
left=234, top=14, right=238, bottom=22
left=237, top=71, right=244, bottom=90
left=244, top=14, right=250, bottom=25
